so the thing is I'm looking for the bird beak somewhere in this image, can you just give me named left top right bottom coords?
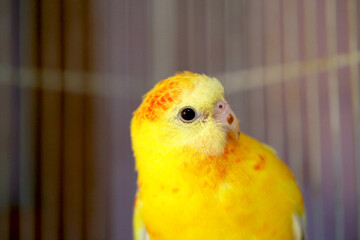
left=213, top=100, right=240, bottom=139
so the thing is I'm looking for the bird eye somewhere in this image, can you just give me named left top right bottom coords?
left=179, top=107, right=197, bottom=123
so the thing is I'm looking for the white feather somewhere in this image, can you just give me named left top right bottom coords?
left=145, top=231, right=150, bottom=240
left=292, top=213, right=306, bottom=240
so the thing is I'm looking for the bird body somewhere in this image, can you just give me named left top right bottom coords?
left=131, top=72, right=305, bottom=240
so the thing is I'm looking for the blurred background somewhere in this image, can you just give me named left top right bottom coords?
left=0, top=0, right=360, bottom=239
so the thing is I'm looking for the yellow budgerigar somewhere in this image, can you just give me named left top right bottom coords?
left=131, top=72, right=305, bottom=240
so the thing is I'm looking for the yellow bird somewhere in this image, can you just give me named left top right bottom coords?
left=131, top=72, right=305, bottom=240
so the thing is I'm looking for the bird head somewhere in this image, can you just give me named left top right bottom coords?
left=131, top=72, right=240, bottom=161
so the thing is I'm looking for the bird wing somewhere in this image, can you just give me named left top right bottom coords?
left=133, top=192, right=150, bottom=240
left=292, top=213, right=307, bottom=240
left=134, top=226, right=149, bottom=240
left=261, top=141, right=306, bottom=240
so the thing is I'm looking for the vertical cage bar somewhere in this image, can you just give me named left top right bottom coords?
left=336, top=0, right=358, bottom=238
left=347, top=0, right=360, bottom=239
left=263, top=0, right=285, bottom=159
left=176, top=0, right=189, bottom=71
left=62, top=0, right=86, bottom=238
left=246, top=0, right=266, bottom=142
left=0, top=0, right=12, bottom=239
left=281, top=0, right=304, bottom=189
left=9, top=0, right=21, bottom=238
left=205, top=0, right=225, bottom=76
left=326, top=0, right=345, bottom=239
left=186, top=0, right=207, bottom=73
left=303, top=0, right=324, bottom=239
left=88, top=0, right=111, bottom=238
left=223, top=0, right=250, bottom=131
left=40, top=0, right=64, bottom=238
left=151, top=0, right=177, bottom=83
left=18, top=0, right=39, bottom=239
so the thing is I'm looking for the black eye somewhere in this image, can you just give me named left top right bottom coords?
left=179, top=107, right=197, bottom=123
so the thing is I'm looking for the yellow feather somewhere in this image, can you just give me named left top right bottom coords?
left=131, top=72, right=305, bottom=240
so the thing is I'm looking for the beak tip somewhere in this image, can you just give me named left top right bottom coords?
left=213, top=99, right=240, bottom=139
left=229, top=116, right=240, bottom=140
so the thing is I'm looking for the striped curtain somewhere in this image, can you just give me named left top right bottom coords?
left=0, top=0, right=359, bottom=239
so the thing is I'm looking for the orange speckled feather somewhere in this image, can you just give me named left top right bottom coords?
left=134, top=134, right=304, bottom=240
left=131, top=72, right=305, bottom=240
left=135, top=72, right=198, bottom=121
